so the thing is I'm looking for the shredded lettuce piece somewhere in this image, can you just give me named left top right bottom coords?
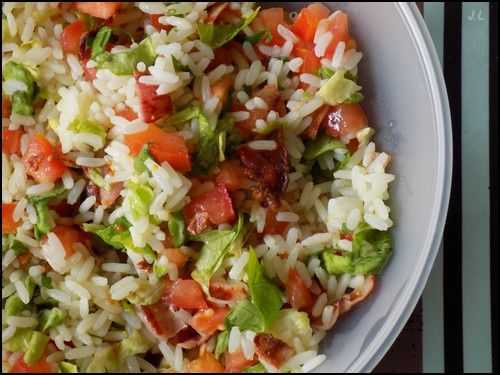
left=191, top=214, right=245, bottom=292
left=4, top=328, right=33, bottom=352
left=126, top=278, right=163, bottom=305
left=193, top=110, right=218, bottom=173
left=24, top=276, right=36, bottom=302
left=67, top=117, right=106, bottom=150
left=23, top=331, right=49, bottom=364
left=88, top=168, right=110, bottom=190
left=134, top=145, right=153, bottom=175
left=197, top=7, right=260, bottom=48
left=2, top=61, right=38, bottom=115
left=245, top=248, right=283, bottom=328
left=269, top=309, right=313, bottom=348
left=125, top=181, right=154, bottom=220
left=225, top=299, right=265, bottom=332
left=94, top=37, right=156, bottom=75
left=168, top=211, right=185, bottom=247
left=165, top=105, right=201, bottom=127
left=2, top=234, right=28, bottom=255
left=28, top=185, right=66, bottom=239
left=214, top=330, right=229, bottom=359
left=303, top=135, right=347, bottom=161
left=322, top=252, right=352, bottom=275
left=244, top=29, right=272, bottom=45
left=39, top=307, right=66, bottom=332
left=5, top=294, right=26, bottom=316
left=83, top=217, right=156, bottom=263
left=153, top=257, right=168, bottom=279
left=86, top=346, right=119, bottom=372
left=244, top=363, right=266, bottom=373
left=119, top=330, right=153, bottom=359
left=59, top=361, right=78, bottom=373
left=317, top=70, right=362, bottom=106
left=91, top=26, right=112, bottom=58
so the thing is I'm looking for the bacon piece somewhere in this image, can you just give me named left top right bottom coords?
left=209, top=280, right=247, bottom=302
left=207, top=2, right=229, bottom=23
left=137, top=303, right=186, bottom=341
left=134, top=72, right=173, bottom=123
left=254, top=333, right=294, bottom=369
left=169, top=326, right=206, bottom=349
left=339, top=274, right=376, bottom=315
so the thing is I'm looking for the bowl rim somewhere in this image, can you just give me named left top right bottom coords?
left=346, top=2, right=453, bottom=372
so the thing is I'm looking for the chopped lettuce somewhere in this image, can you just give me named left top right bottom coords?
left=172, top=55, right=190, bottom=72
left=165, top=105, right=201, bottom=127
left=269, top=309, right=312, bottom=348
left=88, top=168, right=110, bottom=190
left=86, top=346, right=119, bottom=372
left=134, top=145, right=153, bottom=175
left=125, top=181, right=154, bottom=220
left=58, top=361, right=78, bottom=373
left=95, top=37, right=156, bottom=76
left=153, top=257, right=168, bottom=279
left=91, top=26, right=112, bottom=58
left=225, top=299, right=265, bottom=332
left=2, top=234, right=28, bottom=255
left=245, top=248, right=283, bottom=328
left=168, top=211, right=185, bottom=247
left=193, top=110, right=218, bottom=173
left=4, top=328, right=33, bottom=352
left=126, top=278, right=162, bottom=305
left=25, top=276, right=36, bottom=302
left=322, top=251, right=352, bottom=275
left=39, top=307, right=66, bottom=332
left=197, top=7, right=260, bottom=48
left=317, top=70, right=362, bottom=106
left=2, top=61, right=38, bottom=115
left=68, top=117, right=106, bottom=150
left=28, top=185, right=66, bottom=240
left=303, top=135, right=347, bottom=161
left=244, top=363, right=266, bottom=373
left=119, top=330, right=153, bottom=359
left=29, top=185, right=67, bottom=204
left=5, top=294, right=26, bottom=316
left=191, top=215, right=245, bottom=292
left=214, top=330, right=229, bottom=359
left=41, top=275, right=53, bottom=289
left=24, top=331, right=49, bottom=364
left=244, top=29, right=272, bottom=45
left=83, top=217, right=156, bottom=263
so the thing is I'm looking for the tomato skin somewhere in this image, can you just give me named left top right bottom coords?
left=2, top=203, right=20, bottom=234
left=2, top=128, right=23, bottom=155
left=211, top=74, right=234, bottom=111
left=164, top=279, right=208, bottom=310
left=183, top=184, right=236, bottom=235
left=52, top=225, right=87, bottom=257
left=188, top=351, right=224, bottom=373
left=287, top=269, right=314, bottom=311
left=75, top=2, right=121, bottom=19
left=324, top=11, right=350, bottom=59
left=115, top=106, right=138, bottom=121
left=224, top=349, right=257, bottom=372
left=323, top=103, right=368, bottom=140
left=304, top=105, right=330, bottom=139
left=61, top=20, right=87, bottom=55
left=124, top=124, right=191, bottom=173
left=263, top=207, right=288, bottom=235
left=252, top=8, right=286, bottom=46
left=135, top=73, right=173, bottom=123
left=293, top=42, right=321, bottom=74
left=3, top=96, right=11, bottom=118
left=292, top=3, right=330, bottom=43
left=22, top=134, right=67, bottom=183
left=190, top=306, right=229, bottom=336
left=9, top=355, right=55, bottom=373
left=215, top=160, right=248, bottom=192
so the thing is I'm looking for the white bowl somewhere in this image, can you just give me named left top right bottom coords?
left=279, top=2, right=452, bottom=372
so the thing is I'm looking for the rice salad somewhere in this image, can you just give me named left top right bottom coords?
left=2, top=2, right=395, bottom=373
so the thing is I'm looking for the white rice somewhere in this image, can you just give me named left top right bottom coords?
left=248, top=140, right=277, bottom=151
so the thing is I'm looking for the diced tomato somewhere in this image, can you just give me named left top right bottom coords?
left=2, top=203, right=19, bottom=234
left=2, top=128, right=23, bottom=155
left=217, top=7, right=242, bottom=24
left=291, top=3, right=330, bottom=43
left=252, top=8, right=286, bottom=46
left=183, top=184, right=235, bottom=235
left=188, top=351, right=225, bottom=373
left=81, top=55, right=97, bottom=81
left=75, top=2, right=120, bottom=19
left=61, top=20, right=87, bottom=55
left=215, top=160, right=248, bottom=192
left=164, top=279, right=208, bottom=310
left=17, top=252, right=32, bottom=268
left=254, top=333, right=294, bottom=368
left=303, top=105, right=330, bottom=139
left=287, top=268, right=314, bottom=311
left=224, top=349, right=257, bottom=372
left=22, top=134, right=67, bottom=183
left=207, top=2, right=229, bottom=23
left=208, top=46, right=233, bottom=71
left=138, top=303, right=186, bottom=340
left=163, top=248, right=188, bottom=269
left=293, top=42, right=321, bottom=74
left=9, top=354, right=55, bottom=373
left=149, top=14, right=173, bottom=31
left=323, top=103, right=368, bottom=141
left=324, top=11, right=351, bottom=59
left=263, top=207, right=289, bottom=235
left=135, top=73, right=173, bottom=123
left=209, top=280, right=247, bottom=302
left=3, top=96, right=11, bottom=118
left=52, top=225, right=87, bottom=257
left=115, top=106, right=138, bottom=121
left=190, top=306, right=229, bottom=336
left=211, top=74, right=234, bottom=111
left=99, top=182, right=123, bottom=207
left=347, top=138, right=359, bottom=153
left=124, top=123, right=191, bottom=172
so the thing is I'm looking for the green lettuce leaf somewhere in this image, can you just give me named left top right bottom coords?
left=5, top=294, right=26, bottom=316
left=317, top=69, right=362, bottom=106
left=58, top=361, right=78, bottom=373
left=303, top=135, right=347, bottom=161
left=88, top=168, right=110, bottom=190
left=269, top=309, right=312, bottom=348
left=214, top=330, right=229, bottom=359
left=244, top=29, right=272, bottom=45
left=24, top=331, right=49, bottom=364
left=245, top=248, right=282, bottom=328
left=193, top=110, right=218, bottom=173
left=68, top=117, right=106, bottom=149
left=4, top=328, right=33, bottom=352
left=126, top=278, right=163, bottom=305
left=83, top=217, right=156, bottom=262
left=125, top=181, right=154, bottom=220
left=118, top=330, right=153, bottom=359
left=28, top=185, right=66, bottom=239
left=191, top=215, right=244, bottom=292
left=91, top=26, right=113, bottom=58
left=165, top=105, right=201, bottom=127
left=95, top=37, right=156, bottom=76
left=244, top=363, right=266, bottom=373
left=225, top=299, right=265, bottom=332
left=197, top=7, right=260, bottom=48
left=168, top=211, right=185, bottom=247
left=350, top=223, right=392, bottom=274
left=322, top=251, right=352, bottom=275
left=2, top=234, right=28, bottom=255
left=134, top=144, right=153, bottom=175
left=39, top=307, right=66, bottom=332
left=2, top=61, right=38, bottom=115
